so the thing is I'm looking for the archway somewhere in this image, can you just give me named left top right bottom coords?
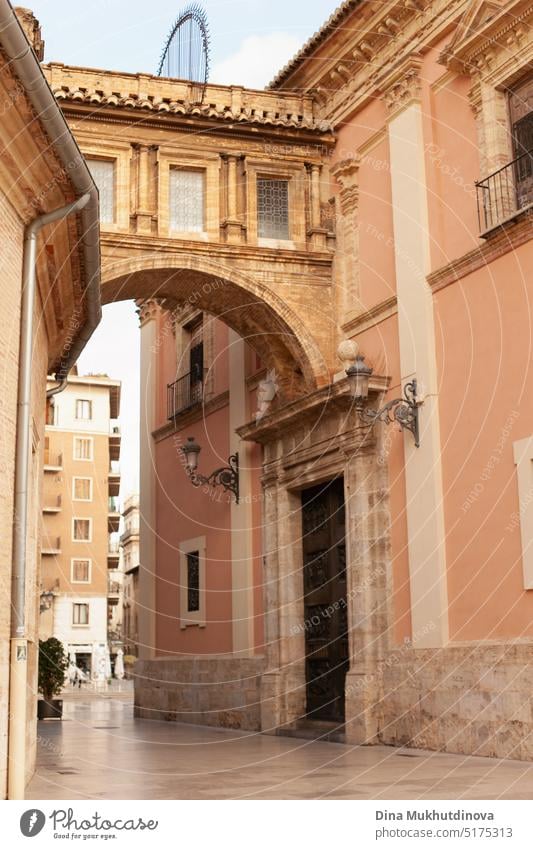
left=101, top=253, right=330, bottom=401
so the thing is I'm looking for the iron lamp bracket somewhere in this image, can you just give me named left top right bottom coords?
left=357, top=379, right=421, bottom=447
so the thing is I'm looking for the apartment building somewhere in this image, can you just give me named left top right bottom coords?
left=41, top=372, right=121, bottom=677
left=121, top=494, right=140, bottom=660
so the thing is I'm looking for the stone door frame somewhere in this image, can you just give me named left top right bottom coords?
left=239, top=379, right=393, bottom=744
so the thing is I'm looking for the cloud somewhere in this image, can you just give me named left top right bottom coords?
left=210, top=32, right=301, bottom=89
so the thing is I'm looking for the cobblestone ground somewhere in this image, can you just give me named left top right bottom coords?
left=27, top=691, right=533, bottom=800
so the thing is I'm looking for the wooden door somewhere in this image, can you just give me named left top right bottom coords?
left=302, top=478, right=348, bottom=722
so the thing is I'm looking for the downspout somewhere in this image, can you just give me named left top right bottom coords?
left=8, top=195, right=90, bottom=801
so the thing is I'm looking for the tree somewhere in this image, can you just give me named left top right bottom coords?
left=38, top=637, right=67, bottom=701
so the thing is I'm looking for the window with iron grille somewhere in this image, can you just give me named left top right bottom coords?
left=257, top=178, right=289, bottom=240
left=169, top=169, right=205, bottom=232
left=87, top=159, right=115, bottom=224
left=187, top=551, right=200, bottom=612
left=509, top=77, right=533, bottom=209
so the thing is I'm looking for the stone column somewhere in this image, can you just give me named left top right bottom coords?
left=132, top=144, right=155, bottom=234
left=221, top=154, right=245, bottom=243
left=137, top=300, right=160, bottom=661
left=383, top=58, right=448, bottom=648
left=307, top=163, right=328, bottom=250
left=343, top=447, right=389, bottom=744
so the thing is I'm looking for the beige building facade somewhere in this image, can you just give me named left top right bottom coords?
left=41, top=373, right=121, bottom=676
left=0, top=3, right=101, bottom=798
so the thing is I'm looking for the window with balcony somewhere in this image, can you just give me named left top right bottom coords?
left=75, top=399, right=92, bottom=420
left=87, top=158, right=115, bottom=224
left=257, top=178, right=289, bottom=240
left=167, top=314, right=205, bottom=418
left=73, top=477, right=92, bottom=501
left=74, top=436, right=93, bottom=461
left=72, top=603, right=89, bottom=625
left=169, top=169, right=205, bottom=232
left=476, top=75, right=533, bottom=233
left=73, top=518, right=91, bottom=542
left=71, top=559, right=91, bottom=583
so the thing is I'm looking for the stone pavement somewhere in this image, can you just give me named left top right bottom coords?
left=27, top=691, right=533, bottom=800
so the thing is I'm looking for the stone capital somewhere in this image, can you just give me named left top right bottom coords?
left=380, top=55, right=423, bottom=117
left=331, top=157, right=360, bottom=214
left=136, top=298, right=162, bottom=327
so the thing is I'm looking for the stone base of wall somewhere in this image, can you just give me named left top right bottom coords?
left=134, top=656, right=266, bottom=731
left=378, top=642, right=533, bottom=761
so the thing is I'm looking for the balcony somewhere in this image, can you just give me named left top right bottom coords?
left=109, top=425, right=121, bottom=462
left=476, top=150, right=533, bottom=235
left=167, top=371, right=206, bottom=420
left=44, top=451, right=63, bottom=472
left=108, top=538, right=120, bottom=566
left=108, top=496, right=120, bottom=532
left=108, top=460, right=120, bottom=496
left=108, top=578, right=121, bottom=604
left=42, top=536, right=61, bottom=555
left=43, top=494, right=62, bottom=514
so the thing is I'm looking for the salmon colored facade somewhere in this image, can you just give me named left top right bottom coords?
left=142, top=0, right=533, bottom=756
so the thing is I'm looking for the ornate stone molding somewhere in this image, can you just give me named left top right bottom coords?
left=136, top=298, right=162, bottom=327
left=381, top=56, right=423, bottom=117
left=331, top=157, right=360, bottom=215
left=440, top=0, right=533, bottom=75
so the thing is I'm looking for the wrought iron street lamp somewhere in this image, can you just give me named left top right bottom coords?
left=346, top=354, right=422, bottom=447
left=182, top=436, right=240, bottom=502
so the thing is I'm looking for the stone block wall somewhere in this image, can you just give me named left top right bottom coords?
left=134, top=657, right=266, bottom=731
left=379, top=642, right=533, bottom=761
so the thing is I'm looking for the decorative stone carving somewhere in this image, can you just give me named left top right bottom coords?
left=381, top=57, right=423, bottom=115
left=337, top=339, right=359, bottom=367
left=331, top=157, right=360, bottom=215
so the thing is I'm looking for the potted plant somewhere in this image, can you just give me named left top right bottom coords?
left=37, top=637, right=68, bottom=719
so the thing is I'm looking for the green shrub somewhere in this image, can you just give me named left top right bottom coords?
left=38, top=637, right=68, bottom=701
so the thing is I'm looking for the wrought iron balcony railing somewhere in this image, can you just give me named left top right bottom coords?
left=167, top=370, right=206, bottom=419
left=475, top=149, right=533, bottom=234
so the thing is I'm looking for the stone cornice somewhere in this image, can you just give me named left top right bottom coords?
left=43, top=63, right=335, bottom=137
left=342, top=296, right=398, bottom=336
left=271, top=0, right=468, bottom=128
left=440, top=0, right=533, bottom=74
left=427, top=210, right=533, bottom=293
left=237, top=374, right=389, bottom=444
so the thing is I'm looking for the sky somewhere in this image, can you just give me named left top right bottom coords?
left=31, top=0, right=339, bottom=499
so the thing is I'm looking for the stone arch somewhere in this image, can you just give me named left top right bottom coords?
left=101, top=252, right=329, bottom=396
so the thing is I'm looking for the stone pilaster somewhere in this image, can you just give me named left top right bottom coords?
left=343, top=448, right=390, bottom=744
left=221, top=153, right=246, bottom=244
left=332, top=156, right=360, bottom=315
left=136, top=299, right=160, bottom=662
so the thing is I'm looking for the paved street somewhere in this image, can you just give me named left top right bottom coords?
left=25, top=691, right=533, bottom=800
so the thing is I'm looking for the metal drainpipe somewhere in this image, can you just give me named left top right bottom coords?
left=8, top=193, right=90, bottom=801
